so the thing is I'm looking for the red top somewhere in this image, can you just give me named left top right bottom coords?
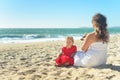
left=62, top=45, right=77, bottom=57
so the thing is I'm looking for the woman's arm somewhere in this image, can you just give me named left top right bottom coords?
left=81, top=34, right=93, bottom=52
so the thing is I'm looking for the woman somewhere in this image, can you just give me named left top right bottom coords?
left=74, top=13, right=109, bottom=67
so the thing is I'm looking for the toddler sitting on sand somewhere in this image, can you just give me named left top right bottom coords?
left=55, top=36, right=77, bottom=66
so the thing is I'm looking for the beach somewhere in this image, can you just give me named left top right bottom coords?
left=0, top=34, right=120, bottom=80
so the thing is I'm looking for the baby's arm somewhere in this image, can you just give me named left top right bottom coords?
left=58, top=47, right=65, bottom=56
left=70, top=52, right=76, bottom=57
left=70, top=46, right=77, bottom=57
left=58, top=52, right=62, bottom=56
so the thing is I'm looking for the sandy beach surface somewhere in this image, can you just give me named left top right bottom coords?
left=0, top=35, right=120, bottom=80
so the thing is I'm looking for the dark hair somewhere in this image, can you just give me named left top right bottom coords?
left=92, top=13, right=109, bottom=43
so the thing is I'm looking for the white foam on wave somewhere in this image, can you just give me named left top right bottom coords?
left=23, top=34, right=38, bottom=39
left=0, top=38, right=63, bottom=44
left=0, top=37, right=82, bottom=44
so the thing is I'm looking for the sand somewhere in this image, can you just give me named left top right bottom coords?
left=0, top=35, right=120, bottom=80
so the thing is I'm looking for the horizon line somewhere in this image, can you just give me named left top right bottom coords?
left=0, top=26, right=120, bottom=29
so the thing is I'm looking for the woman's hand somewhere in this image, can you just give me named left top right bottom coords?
left=81, top=34, right=87, bottom=41
left=81, top=33, right=94, bottom=52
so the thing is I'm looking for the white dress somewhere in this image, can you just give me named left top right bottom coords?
left=74, top=42, right=107, bottom=67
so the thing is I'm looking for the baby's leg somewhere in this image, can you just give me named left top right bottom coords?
left=63, top=62, right=69, bottom=66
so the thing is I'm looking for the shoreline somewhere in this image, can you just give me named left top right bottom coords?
left=0, top=37, right=82, bottom=44
left=0, top=34, right=119, bottom=44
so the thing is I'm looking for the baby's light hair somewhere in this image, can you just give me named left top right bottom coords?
left=66, top=36, right=74, bottom=43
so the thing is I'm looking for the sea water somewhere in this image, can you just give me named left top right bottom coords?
left=0, top=27, right=120, bottom=43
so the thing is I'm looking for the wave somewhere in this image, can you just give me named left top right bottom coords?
left=0, top=34, right=82, bottom=43
left=0, top=34, right=48, bottom=40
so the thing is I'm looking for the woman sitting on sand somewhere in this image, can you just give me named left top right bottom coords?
left=74, top=13, right=109, bottom=67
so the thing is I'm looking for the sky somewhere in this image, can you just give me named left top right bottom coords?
left=0, top=0, right=120, bottom=28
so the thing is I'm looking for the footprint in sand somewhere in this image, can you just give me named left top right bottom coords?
left=27, top=74, right=41, bottom=80
left=106, top=74, right=116, bottom=79
left=17, top=69, right=36, bottom=75
left=20, top=57, right=27, bottom=60
left=42, top=72, right=47, bottom=75
left=85, top=74, right=94, bottom=78
left=73, top=76, right=79, bottom=80
left=43, top=62, right=51, bottom=66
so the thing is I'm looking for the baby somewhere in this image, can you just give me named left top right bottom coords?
left=55, top=36, right=77, bottom=66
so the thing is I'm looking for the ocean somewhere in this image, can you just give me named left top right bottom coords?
left=0, top=27, right=120, bottom=43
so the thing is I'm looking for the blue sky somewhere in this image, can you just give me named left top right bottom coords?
left=0, top=0, right=120, bottom=28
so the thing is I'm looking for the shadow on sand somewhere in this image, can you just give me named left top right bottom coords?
left=95, top=64, right=120, bottom=72
left=57, top=64, right=120, bottom=72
